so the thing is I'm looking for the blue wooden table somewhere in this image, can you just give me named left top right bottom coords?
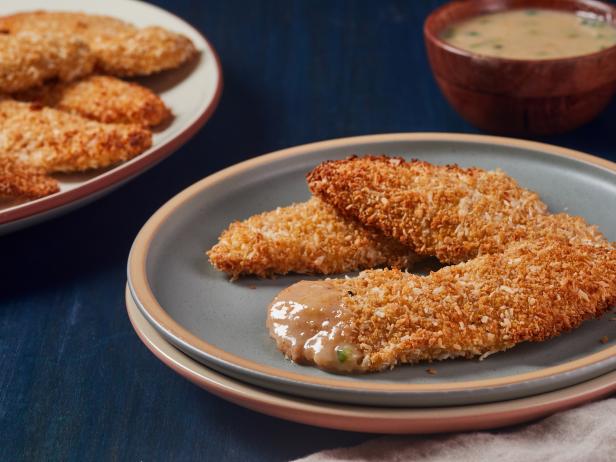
left=2, top=1, right=616, bottom=460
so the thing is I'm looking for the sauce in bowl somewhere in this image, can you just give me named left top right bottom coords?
left=441, top=8, right=616, bottom=60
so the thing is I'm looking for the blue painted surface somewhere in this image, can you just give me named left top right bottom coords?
left=1, top=1, right=616, bottom=460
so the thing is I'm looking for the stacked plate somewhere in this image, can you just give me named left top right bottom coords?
left=126, top=133, right=616, bottom=433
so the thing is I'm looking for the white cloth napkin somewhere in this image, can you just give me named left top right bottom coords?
left=294, top=397, right=616, bottom=462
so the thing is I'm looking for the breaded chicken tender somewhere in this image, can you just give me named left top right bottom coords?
left=0, top=12, right=197, bottom=76
left=0, top=156, right=58, bottom=199
left=0, top=32, right=94, bottom=93
left=15, top=75, right=171, bottom=127
left=308, top=156, right=605, bottom=263
left=208, top=197, right=418, bottom=279
left=268, top=240, right=616, bottom=372
left=92, top=25, right=197, bottom=76
left=0, top=99, right=151, bottom=173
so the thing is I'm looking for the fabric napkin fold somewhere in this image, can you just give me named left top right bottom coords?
left=294, top=397, right=615, bottom=462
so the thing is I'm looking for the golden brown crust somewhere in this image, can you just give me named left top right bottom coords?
left=0, top=99, right=152, bottom=173
left=0, top=12, right=197, bottom=77
left=329, top=239, right=616, bottom=371
left=207, top=197, right=418, bottom=279
left=92, top=26, right=197, bottom=77
left=15, top=75, right=171, bottom=127
left=0, top=156, right=59, bottom=199
left=308, top=156, right=605, bottom=263
left=0, top=32, right=94, bottom=93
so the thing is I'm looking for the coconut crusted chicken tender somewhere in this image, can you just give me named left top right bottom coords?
left=207, top=197, right=418, bottom=279
left=0, top=12, right=197, bottom=77
left=308, top=156, right=605, bottom=263
left=15, top=75, right=171, bottom=127
left=268, top=239, right=616, bottom=373
left=0, top=32, right=94, bottom=93
left=0, top=156, right=58, bottom=200
left=0, top=99, right=151, bottom=173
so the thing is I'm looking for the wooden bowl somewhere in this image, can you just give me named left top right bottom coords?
left=424, top=0, right=616, bottom=135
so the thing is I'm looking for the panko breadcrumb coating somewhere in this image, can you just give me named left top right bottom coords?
left=93, top=25, right=197, bottom=76
left=208, top=197, right=418, bottom=279
left=308, top=156, right=605, bottom=263
left=268, top=239, right=616, bottom=372
left=0, top=12, right=197, bottom=76
left=0, top=32, right=94, bottom=93
left=15, top=75, right=171, bottom=127
left=0, top=99, right=152, bottom=173
left=0, top=156, right=58, bottom=199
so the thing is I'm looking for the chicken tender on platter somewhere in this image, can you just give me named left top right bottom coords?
left=15, top=75, right=170, bottom=127
left=0, top=156, right=58, bottom=200
left=0, top=12, right=197, bottom=76
left=0, top=32, right=94, bottom=93
left=268, top=239, right=616, bottom=373
left=0, top=99, right=152, bottom=173
left=208, top=197, right=418, bottom=279
left=308, top=156, right=605, bottom=263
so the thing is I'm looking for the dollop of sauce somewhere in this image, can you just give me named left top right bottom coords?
left=267, top=280, right=364, bottom=373
left=441, top=9, right=616, bottom=60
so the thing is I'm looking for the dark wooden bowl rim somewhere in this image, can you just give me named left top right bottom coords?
left=424, top=0, right=616, bottom=64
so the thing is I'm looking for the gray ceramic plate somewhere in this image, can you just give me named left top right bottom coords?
left=126, top=286, right=616, bottom=433
left=128, top=133, right=616, bottom=407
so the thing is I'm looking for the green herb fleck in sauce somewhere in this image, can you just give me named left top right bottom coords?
left=580, top=18, right=604, bottom=28
left=336, top=345, right=353, bottom=363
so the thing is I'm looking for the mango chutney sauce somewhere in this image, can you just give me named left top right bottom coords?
left=441, top=9, right=616, bottom=60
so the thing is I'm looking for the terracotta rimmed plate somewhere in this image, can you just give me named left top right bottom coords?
left=126, top=287, right=616, bottom=434
left=0, top=0, right=223, bottom=235
left=128, top=133, right=616, bottom=407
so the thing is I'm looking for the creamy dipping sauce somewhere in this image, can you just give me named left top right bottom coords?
left=441, top=9, right=616, bottom=60
left=266, top=280, right=364, bottom=373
